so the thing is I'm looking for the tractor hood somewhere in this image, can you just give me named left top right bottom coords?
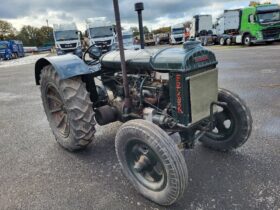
left=101, top=41, right=217, bottom=73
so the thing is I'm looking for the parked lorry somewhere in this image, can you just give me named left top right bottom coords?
left=85, top=17, right=116, bottom=53
left=216, top=4, right=280, bottom=46
left=144, top=33, right=155, bottom=46
left=155, top=33, right=170, bottom=45
left=170, top=24, right=184, bottom=44
left=53, top=23, right=82, bottom=58
left=120, top=30, right=140, bottom=50
left=190, top=15, right=214, bottom=38
left=190, top=15, right=217, bottom=45
left=0, top=40, right=24, bottom=60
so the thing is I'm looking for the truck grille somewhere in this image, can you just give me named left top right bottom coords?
left=95, top=40, right=112, bottom=46
left=262, top=28, right=280, bottom=40
left=60, top=43, right=77, bottom=48
left=175, top=37, right=183, bottom=42
left=63, top=49, right=75, bottom=53
left=189, top=68, right=218, bottom=123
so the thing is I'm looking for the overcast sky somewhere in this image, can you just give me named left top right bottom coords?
left=1, top=0, right=280, bottom=31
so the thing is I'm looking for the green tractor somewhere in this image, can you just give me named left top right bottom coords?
left=34, top=0, right=252, bottom=206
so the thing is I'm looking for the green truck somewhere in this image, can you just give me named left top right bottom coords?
left=216, top=3, right=280, bottom=46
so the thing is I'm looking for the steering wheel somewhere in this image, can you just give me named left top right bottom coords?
left=83, top=44, right=103, bottom=65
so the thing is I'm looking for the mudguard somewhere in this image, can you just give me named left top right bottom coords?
left=35, top=54, right=100, bottom=85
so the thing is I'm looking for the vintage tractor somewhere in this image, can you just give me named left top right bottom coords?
left=34, top=0, right=252, bottom=206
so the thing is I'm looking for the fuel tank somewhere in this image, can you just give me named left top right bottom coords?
left=100, top=41, right=218, bottom=73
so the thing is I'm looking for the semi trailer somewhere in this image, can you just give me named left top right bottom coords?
left=216, top=4, right=280, bottom=46
left=53, top=23, right=82, bottom=57
left=189, top=15, right=218, bottom=46
left=190, top=15, right=214, bottom=38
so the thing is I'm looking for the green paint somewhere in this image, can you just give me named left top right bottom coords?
left=240, top=4, right=280, bottom=42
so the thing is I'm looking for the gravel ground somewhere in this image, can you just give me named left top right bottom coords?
left=0, top=53, right=48, bottom=68
left=0, top=44, right=279, bottom=210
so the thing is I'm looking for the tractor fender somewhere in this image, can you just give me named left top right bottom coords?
left=35, top=54, right=100, bottom=85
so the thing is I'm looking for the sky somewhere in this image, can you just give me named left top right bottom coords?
left=1, top=0, right=280, bottom=31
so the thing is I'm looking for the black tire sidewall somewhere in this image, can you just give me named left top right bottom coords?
left=115, top=120, right=187, bottom=205
left=199, top=89, right=252, bottom=151
left=220, top=38, right=225, bottom=46
left=244, top=35, right=251, bottom=46
left=40, top=65, right=95, bottom=151
left=40, top=68, right=77, bottom=149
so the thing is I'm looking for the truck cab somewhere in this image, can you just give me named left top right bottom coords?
left=170, top=24, right=184, bottom=44
left=121, top=30, right=140, bottom=50
left=85, top=17, right=116, bottom=53
left=215, top=4, right=280, bottom=46
left=53, top=23, right=82, bottom=58
left=0, top=40, right=25, bottom=60
left=241, top=4, right=280, bottom=44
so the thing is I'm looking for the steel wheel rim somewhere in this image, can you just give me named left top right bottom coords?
left=125, top=140, right=167, bottom=191
left=206, top=105, right=236, bottom=141
left=45, top=84, right=70, bottom=137
left=245, top=37, right=250, bottom=45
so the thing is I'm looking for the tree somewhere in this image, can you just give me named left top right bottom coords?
left=130, top=26, right=139, bottom=36
left=0, top=20, right=17, bottom=40
left=152, top=27, right=171, bottom=34
left=143, top=26, right=149, bottom=34
left=183, top=21, right=192, bottom=29
left=39, top=26, right=54, bottom=45
left=17, top=25, right=43, bottom=46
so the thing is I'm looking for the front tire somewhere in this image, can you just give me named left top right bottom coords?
left=243, top=34, right=252, bottom=46
left=199, top=89, right=252, bottom=152
left=40, top=65, right=96, bottom=151
left=115, top=120, right=188, bottom=206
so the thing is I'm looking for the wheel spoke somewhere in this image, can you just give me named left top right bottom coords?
left=61, top=115, right=69, bottom=134
left=47, top=94, right=63, bottom=105
left=149, top=168, right=162, bottom=182
left=57, top=114, right=66, bottom=128
left=50, top=106, right=62, bottom=113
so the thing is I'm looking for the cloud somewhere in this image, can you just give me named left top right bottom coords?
left=1, top=0, right=280, bottom=31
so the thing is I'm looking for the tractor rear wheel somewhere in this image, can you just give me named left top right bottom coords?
left=199, top=88, right=252, bottom=152
left=115, top=120, right=188, bottom=206
left=40, top=65, right=96, bottom=151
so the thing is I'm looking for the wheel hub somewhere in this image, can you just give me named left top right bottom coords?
left=126, top=140, right=167, bottom=191
left=206, top=104, right=235, bottom=140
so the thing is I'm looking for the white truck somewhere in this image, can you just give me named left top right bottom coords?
left=85, top=17, right=116, bottom=53
left=170, top=24, right=184, bottom=44
left=190, top=15, right=214, bottom=38
left=121, top=30, right=140, bottom=50
left=189, top=15, right=219, bottom=45
left=53, top=23, right=82, bottom=58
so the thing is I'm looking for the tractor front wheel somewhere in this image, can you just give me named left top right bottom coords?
left=115, top=120, right=188, bottom=206
left=199, top=89, right=252, bottom=152
left=40, top=65, right=96, bottom=151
